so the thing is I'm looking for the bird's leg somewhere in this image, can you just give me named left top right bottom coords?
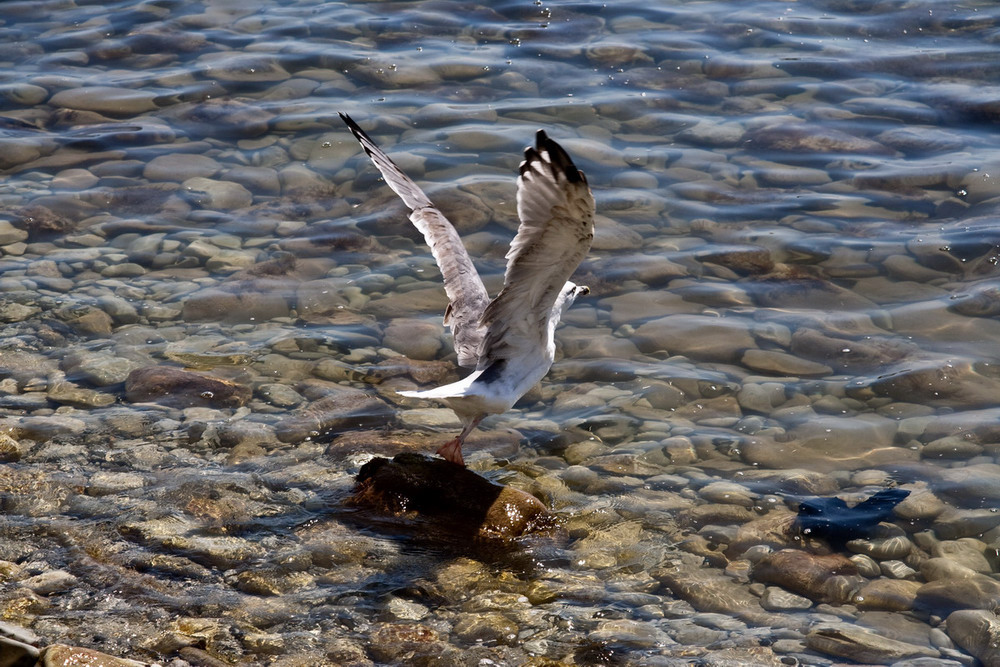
left=436, top=415, right=484, bottom=466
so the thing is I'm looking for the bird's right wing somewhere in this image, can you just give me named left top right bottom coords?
left=477, top=130, right=595, bottom=366
left=340, top=113, right=490, bottom=368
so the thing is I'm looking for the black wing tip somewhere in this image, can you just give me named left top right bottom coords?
left=521, top=129, right=586, bottom=184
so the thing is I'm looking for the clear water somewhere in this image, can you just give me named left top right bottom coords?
left=1, top=0, right=999, bottom=664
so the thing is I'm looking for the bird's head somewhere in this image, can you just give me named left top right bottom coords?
left=559, top=282, right=590, bottom=313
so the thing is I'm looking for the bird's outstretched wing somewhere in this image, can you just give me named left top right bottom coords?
left=477, top=130, right=595, bottom=365
left=340, top=113, right=490, bottom=368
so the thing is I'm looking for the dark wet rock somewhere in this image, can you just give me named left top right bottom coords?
left=125, top=366, right=251, bottom=408
left=914, top=576, right=1000, bottom=615
left=752, top=550, right=860, bottom=604
left=806, top=624, right=938, bottom=663
left=946, top=609, right=1000, bottom=667
left=86, top=183, right=181, bottom=217
left=349, top=453, right=553, bottom=540
left=932, top=508, right=1000, bottom=540
left=0, top=634, right=38, bottom=667
left=795, top=488, right=909, bottom=548
left=275, top=388, right=394, bottom=443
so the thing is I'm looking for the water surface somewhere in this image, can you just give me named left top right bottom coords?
left=1, top=0, right=1000, bottom=665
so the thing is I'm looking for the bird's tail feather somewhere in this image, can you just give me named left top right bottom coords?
left=397, top=374, right=478, bottom=400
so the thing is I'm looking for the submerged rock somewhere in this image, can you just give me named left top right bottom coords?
left=806, top=624, right=938, bottom=663
left=349, top=453, right=553, bottom=540
left=946, top=609, right=1000, bottom=667
left=124, top=366, right=251, bottom=408
left=40, top=644, right=149, bottom=667
left=275, top=388, right=394, bottom=443
left=752, top=549, right=860, bottom=604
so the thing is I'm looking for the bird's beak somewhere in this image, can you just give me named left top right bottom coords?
left=579, top=285, right=590, bottom=296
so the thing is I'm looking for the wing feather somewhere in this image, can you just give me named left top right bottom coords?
left=340, top=113, right=490, bottom=368
left=477, top=130, right=595, bottom=366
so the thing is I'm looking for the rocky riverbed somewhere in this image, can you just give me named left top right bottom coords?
left=1, top=0, right=1000, bottom=665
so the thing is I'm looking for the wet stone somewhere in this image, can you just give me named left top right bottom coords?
left=182, top=177, right=253, bottom=210
left=349, top=453, right=553, bottom=540
left=633, top=314, right=755, bottom=362
left=806, top=624, right=938, bottom=663
left=40, top=645, right=149, bottom=667
left=946, top=609, right=1000, bottom=667
left=914, top=576, right=1000, bottom=615
left=752, top=550, right=860, bottom=604
left=125, top=366, right=251, bottom=408
left=853, top=578, right=922, bottom=611
left=275, top=388, right=393, bottom=443
left=48, top=86, right=158, bottom=116
left=144, top=153, right=221, bottom=182
left=760, top=586, right=812, bottom=611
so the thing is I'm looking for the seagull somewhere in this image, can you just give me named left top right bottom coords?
left=340, top=113, right=595, bottom=466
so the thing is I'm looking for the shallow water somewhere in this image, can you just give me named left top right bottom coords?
left=1, top=0, right=1000, bottom=665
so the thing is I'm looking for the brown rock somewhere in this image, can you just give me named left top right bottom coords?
left=348, top=453, right=553, bottom=540
left=914, top=576, right=1000, bottom=615
left=946, top=609, right=1000, bottom=667
left=806, top=625, right=937, bottom=663
left=367, top=623, right=443, bottom=663
left=653, top=562, right=794, bottom=629
left=698, top=245, right=775, bottom=275
left=125, top=366, right=251, bottom=408
left=752, top=549, right=860, bottom=603
left=853, top=578, right=922, bottom=611
left=40, top=644, right=148, bottom=667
